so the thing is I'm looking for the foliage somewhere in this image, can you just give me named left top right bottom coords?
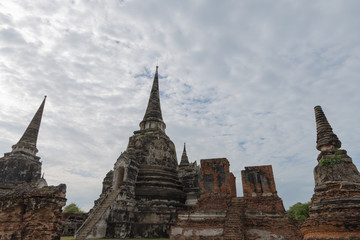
left=287, top=202, right=310, bottom=221
left=63, top=203, right=84, bottom=214
left=319, top=149, right=345, bottom=168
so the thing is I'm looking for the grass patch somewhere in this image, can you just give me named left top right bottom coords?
left=319, top=149, right=345, bottom=168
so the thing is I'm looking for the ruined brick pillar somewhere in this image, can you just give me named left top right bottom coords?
left=241, top=165, right=302, bottom=240
left=200, top=158, right=236, bottom=198
left=171, top=158, right=236, bottom=240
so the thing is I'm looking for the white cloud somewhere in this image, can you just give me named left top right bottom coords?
left=0, top=0, right=360, bottom=210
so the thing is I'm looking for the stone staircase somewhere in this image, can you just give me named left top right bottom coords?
left=223, top=197, right=245, bottom=240
left=75, top=189, right=121, bottom=240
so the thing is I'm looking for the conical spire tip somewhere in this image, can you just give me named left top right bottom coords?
left=314, top=105, right=341, bottom=151
left=139, top=65, right=165, bottom=131
left=11, top=97, right=46, bottom=155
left=180, top=142, right=189, bottom=167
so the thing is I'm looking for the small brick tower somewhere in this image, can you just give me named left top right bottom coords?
left=178, top=143, right=200, bottom=206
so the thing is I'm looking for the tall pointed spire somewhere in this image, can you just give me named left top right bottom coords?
left=314, top=105, right=341, bottom=151
left=139, top=66, right=166, bottom=131
left=12, top=96, right=47, bottom=155
left=179, top=143, right=189, bottom=167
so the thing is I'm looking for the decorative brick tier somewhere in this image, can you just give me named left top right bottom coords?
left=301, top=152, right=360, bottom=240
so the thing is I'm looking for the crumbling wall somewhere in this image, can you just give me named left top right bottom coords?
left=171, top=163, right=303, bottom=240
left=242, top=165, right=277, bottom=197
left=171, top=158, right=235, bottom=240
left=0, top=184, right=66, bottom=240
left=61, top=213, right=88, bottom=236
left=200, top=158, right=236, bottom=197
left=241, top=165, right=302, bottom=240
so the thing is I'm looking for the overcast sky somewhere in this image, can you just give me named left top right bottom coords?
left=1, top=0, right=359, bottom=211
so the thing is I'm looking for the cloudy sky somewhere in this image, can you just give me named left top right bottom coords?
left=1, top=0, right=359, bottom=211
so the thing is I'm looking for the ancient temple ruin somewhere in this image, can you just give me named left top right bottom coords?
left=0, top=97, right=67, bottom=240
left=170, top=160, right=301, bottom=239
left=75, top=67, right=360, bottom=240
left=1, top=68, right=360, bottom=240
left=170, top=106, right=360, bottom=240
left=75, top=67, right=200, bottom=239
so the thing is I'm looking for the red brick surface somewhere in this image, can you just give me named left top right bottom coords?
left=301, top=180, right=360, bottom=240
left=200, top=158, right=236, bottom=197
left=171, top=163, right=302, bottom=240
left=241, top=165, right=277, bottom=197
left=0, top=184, right=66, bottom=240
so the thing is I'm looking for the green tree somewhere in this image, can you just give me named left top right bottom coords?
left=63, top=203, right=84, bottom=214
left=286, top=202, right=310, bottom=221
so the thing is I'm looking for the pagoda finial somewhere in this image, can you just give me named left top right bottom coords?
left=314, top=105, right=341, bottom=151
left=179, top=142, right=189, bottom=167
left=12, top=96, right=47, bottom=155
left=139, top=66, right=166, bottom=131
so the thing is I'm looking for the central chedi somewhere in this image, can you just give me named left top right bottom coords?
left=76, top=66, right=187, bottom=239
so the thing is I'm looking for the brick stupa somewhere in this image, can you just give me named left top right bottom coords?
left=0, top=97, right=47, bottom=189
left=76, top=67, right=200, bottom=239
left=0, top=97, right=66, bottom=240
left=301, top=106, right=360, bottom=239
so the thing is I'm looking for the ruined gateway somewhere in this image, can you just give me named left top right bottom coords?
left=75, top=67, right=360, bottom=240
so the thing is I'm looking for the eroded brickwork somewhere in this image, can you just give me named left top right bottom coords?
left=242, top=165, right=277, bottom=197
left=300, top=149, right=360, bottom=239
left=171, top=163, right=302, bottom=240
left=0, top=184, right=66, bottom=240
left=200, top=158, right=236, bottom=197
left=241, top=165, right=302, bottom=240
left=171, top=158, right=234, bottom=240
left=61, top=213, right=88, bottom=236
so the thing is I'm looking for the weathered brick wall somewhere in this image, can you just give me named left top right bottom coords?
left=171, top=158, right=234, bottom=240
left=241, top=165, right=302, bottom=240
left=0, top=184, right=66, bottom=240
left=61, top=213, right=88, bottom=236
left=243, top=196, right=302, bottom=240
left=241, top=165, right=277, bottom=197
left=200, top=158, right=236, bottom=197
left=171, top=163, right=302, bottom=240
